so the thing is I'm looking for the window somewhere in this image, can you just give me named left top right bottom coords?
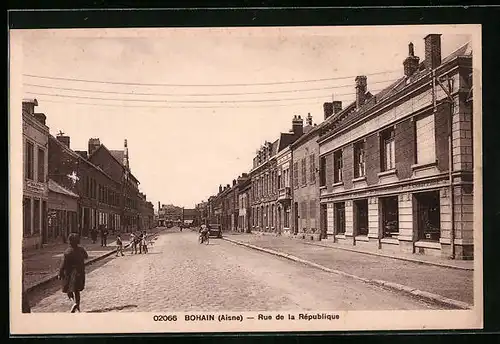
left=33, top=199, right=40, bottom=233
left=23, top=197, right=31, bottom=236
left=333, top=150, right=343, bottom=183
left=309, top=199, right=316, bottom=219
left=334, top=203, right=346, bottom=234
left=416, top=191, right=441, bottom=241
left=301, top=158, right=307, bottom=186
left=293, top=162, right=299, bottom=188
left=416, top=114, right=436, bottom=165
left=319, top=156, right=326, bottom=187
left=354, top=141, right=366, bottom=178
left=284, top=205, right=290, bottom=228
left=381, top=196, right=399, bottom=237
left=37, top=148, right=45, bottom=182
left=309, top=154, right=316, bottom=183
left=354, top=199, right=368, bottom=236
left=25, top=141, right=34, bottom=180
left=381, top=128, right=395, bottom=171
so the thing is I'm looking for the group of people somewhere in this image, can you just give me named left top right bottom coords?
left=129, top=231, right=149, bottom=255
left=89, top=225, right=111, bottom=247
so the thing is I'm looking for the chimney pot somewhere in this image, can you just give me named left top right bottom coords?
left=33, top=113, right=46, bottom=125
left=403, top=42, right=420, bottom=77
left=292, top=114, right=304, bottom=136
left=424, top=34, right=442, bottom=70
left=56, top=135, right=70, bottom=148
left=355, top=76, right=368, bottom=109
left=306, top=113, right=313, bottom=126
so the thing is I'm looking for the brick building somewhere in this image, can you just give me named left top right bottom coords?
left=290, top=113, right=322, bottom=239
left=250, top=116, right=303, bottom=233
left=22, top=99, right=49, bottom=250
left=318, top=35, right=473, bottom=259
left=47, top=179, right=79, bottom=242
left=88, top=139, right=141, bottom=233
left=48, top=134, right=122, bottom=237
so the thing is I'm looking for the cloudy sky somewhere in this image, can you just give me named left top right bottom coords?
left=18, top=26, right=471, bottom=209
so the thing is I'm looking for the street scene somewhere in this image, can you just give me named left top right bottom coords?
left=29, top=227, right=469, bottom=313
left=15, top=25, right=478, bottom=323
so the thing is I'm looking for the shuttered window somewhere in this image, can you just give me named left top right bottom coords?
left=293, top=162, right=299, bottom=188
left=416, top=114, right=436, bottom=164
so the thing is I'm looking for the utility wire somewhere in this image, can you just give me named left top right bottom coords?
left=23, top=69, right=401, bottom=87
left=23, top=78, right=401, bottom=97
left=25, top=88, right=385, bottom=104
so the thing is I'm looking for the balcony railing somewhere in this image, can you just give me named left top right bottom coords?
left=278, top=186, right=291, bottom=201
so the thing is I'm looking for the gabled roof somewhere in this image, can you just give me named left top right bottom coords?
left=49, top=135, right=116, bottom=183
left=90, top=144, right=140, bottom=183
left=48, top=179, right=79, bottom=198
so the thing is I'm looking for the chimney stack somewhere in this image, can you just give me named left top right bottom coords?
left=158, top=201, right=160, bottom=212
left=88, top=138, right=101, bottom=156
left=424, top=34, right=442, bottom=70
left=57, top=134, right=70, bottom=148
left=333, top=101, right=342, bottom=114
left=292, top=115, right=304, bottom=136
left=33, top=113, right=47, bottom=125
left=323, top=102, right=333, bottom=120
left=306, top=113, right=313, bottom=126
left=355, top=76, right=367, bottom=109
left=403, top=42, right=420, bottom=77
left=22, top=99, right=38, bottom=115
left=219, top=185, right=222, bottom=193
left=233, top=179, right=236, bottom=186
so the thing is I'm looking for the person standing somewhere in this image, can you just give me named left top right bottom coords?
left=130, top=233, right=137, bottom=254
left=58, top=233, right=88, bottom=313
left=115, top=234, right=124, bottom=257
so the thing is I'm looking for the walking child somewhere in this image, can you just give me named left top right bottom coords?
left=130, top=233, right=137, bottom=254
left=116, top=234, right=124, bottom=257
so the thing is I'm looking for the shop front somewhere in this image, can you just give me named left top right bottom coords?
left=47, top=179, right=79, bottom=243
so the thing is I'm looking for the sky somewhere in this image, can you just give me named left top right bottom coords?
left=19, top=26, right=472, bottom=209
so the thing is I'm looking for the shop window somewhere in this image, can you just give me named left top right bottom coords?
left=415, top=114, right=436, bottom=165
left=319, top=156, right=326, bottom=187
left=416, top=191, right=441, bottom=241
left=381, top=128, right=395, bottom=171
left=381, top=196, right=399, bottom=238
left=23, top=197, right=31, bottom=236
left=354, top=199, right=368, bottom=236
left=334, top=202, right=345, bottom=234
left=333, top=150, right=343, bottom=183
left=25, top=141, right=34, bottom=180
left=354, top=141, right=366, bottom=178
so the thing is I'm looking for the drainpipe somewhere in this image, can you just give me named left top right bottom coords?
left=433, top=70, right=455, bottom=259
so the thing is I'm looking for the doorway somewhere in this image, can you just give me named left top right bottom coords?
left=353, top=199, right=368, bottom=236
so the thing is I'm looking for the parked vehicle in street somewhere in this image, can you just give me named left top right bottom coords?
left=208, top=224, right=222, bottom=238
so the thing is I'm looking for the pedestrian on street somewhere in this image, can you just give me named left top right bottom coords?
left=90, top=228, right=97, bottom=244
left=116, top=234, right=124, bottom=257
left=100, top=225, right=108, bottom=247
left=138, top=232, right=143, bottom=254
left=130, top=233, right=137, bottom=254
left=58, top=233, right=88, bottom=313
left=141, top=231, right=148, bottom=254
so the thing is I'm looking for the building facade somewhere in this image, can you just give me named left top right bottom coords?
left=276, top=146, right=293, bottom=235
left=22, top=99, right=49, bottom=250
left=47, top=179, right=79, bottom=243
left=318, top=35, right=473, bottom=259
left=290, top=113, right=322, bottom=239
left=237, top=175, right=251, bottom=233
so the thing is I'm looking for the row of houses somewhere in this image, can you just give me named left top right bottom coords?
left=198, top=34, right=474, bottom=260
left=22, top=99, right=155, bottom=250
left=156, top=203, right=200, bottom=227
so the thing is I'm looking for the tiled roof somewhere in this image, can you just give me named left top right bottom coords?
left=48, top=179, right=79, bottom=198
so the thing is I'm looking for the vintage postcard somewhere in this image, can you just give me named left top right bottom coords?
left=9, top=24, right=482, bottom=334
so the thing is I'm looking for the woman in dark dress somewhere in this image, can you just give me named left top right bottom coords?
left=58, top=233, right=88, bottom=313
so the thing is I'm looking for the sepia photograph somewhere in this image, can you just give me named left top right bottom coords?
left=9, top=23, right=482, bottom=334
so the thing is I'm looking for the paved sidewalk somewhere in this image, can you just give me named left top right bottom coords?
left=223, top=233, right=474, bottom=306
left=23, top=227, right=166, bottom=291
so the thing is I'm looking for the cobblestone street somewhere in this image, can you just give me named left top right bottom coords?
left=30, top=228, right=441, bottom=313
